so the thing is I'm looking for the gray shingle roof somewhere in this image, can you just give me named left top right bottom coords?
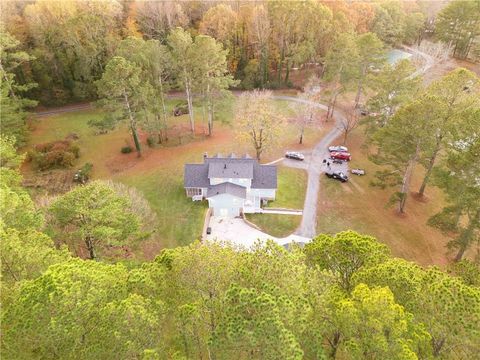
left=251, top=164, right=277, bottom=189
left=206, top=182, right=247, bottom=199
left=184, top=155, right=277, bottom=190
left=207, top=159, right=254, bottom=179
left=184, top=164, right=209, bottom=187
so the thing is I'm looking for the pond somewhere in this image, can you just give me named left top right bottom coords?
left=387, top=49, right=412, bottom=65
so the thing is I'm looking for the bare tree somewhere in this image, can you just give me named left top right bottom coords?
left=290, top=79, right=322, bottom=144
left=337, top=107, right=361, bottom=145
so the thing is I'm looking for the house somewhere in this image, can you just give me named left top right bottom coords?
left=184, top=153, right=277, bottom=217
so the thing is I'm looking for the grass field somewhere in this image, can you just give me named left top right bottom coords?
left=25, top=91, right=459, bottom=266
left=246, top=166, right=307, bottom=237
left=316, top=127, right=452, bottom=266
left=26, top=96, right=328, bottom=258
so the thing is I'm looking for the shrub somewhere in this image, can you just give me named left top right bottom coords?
left=121, top=146, right=133, bottom=154
left=28, top=139, right=80, bottom=171
left=146, top=136, right=155, bottom=148
left=88, top=116, right=116, bottom=134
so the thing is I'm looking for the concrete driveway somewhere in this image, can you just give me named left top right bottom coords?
left=206, top=216, right=310, bottom=248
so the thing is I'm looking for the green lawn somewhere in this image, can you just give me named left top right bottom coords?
left=246, top=166, right=307, bottom=237
left=266, top=166, right=307, bottom=209
left=118, top=170, right=207, bottom=251
left=315, top=127, right=451, bottom=266
left=26, top=96, right=325, bottom=256
left=246, top=214, right=301, bottom=238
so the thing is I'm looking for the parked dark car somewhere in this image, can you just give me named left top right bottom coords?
left=206, top=227, right=212, bottom=235
left=325, top=171, right=348, bottom=183
left=173, top=102, right=189, bottom=116
left=330, top=151, right=351, bottom=161
left=332, top=158, right=344, bottom=164
left=285, top=151, right=305, bottom=161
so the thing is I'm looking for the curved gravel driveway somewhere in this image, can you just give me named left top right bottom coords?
left=273, top=96, right=344, bottom=238
left=273, top=46, right=434, bottom=239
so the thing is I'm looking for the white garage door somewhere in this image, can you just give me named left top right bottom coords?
left=219, top=208, right=228, bottom=217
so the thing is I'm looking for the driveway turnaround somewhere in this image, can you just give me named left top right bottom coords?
left=206, top=216, right=310, bottom=248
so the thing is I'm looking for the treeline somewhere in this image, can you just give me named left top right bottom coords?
left=1, top=0, right=431, bottom=105
left=2, top=1, right=478, bottom=146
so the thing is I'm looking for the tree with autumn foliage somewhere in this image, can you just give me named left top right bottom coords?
left=235, top=90, right=284, bottom=160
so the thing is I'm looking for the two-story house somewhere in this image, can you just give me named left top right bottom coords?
left=184, top=153, right=277, bottom=217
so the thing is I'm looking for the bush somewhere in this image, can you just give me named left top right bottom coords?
left=28, top=139, right=80, bottom=171
left=88, top=116, right=116, bottom=134
left=121, top=146, right=133, bottom=154
left=146, top=136, right=155, bottom=148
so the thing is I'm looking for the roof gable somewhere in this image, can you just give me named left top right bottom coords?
left=206, top=182, right=247, bottom=199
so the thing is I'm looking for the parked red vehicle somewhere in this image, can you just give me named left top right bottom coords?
left=330, top=151, right=351, bottom=161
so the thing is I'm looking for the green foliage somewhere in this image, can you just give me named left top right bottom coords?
left=48, top=181, right=141, bottom=260
left=430, top=130, right=480, bottom=261
left=2, top=259, right=142, bottom=359
left=354, top=259, right=480, bottom=358
left=417, top=68, right=480, bottom=196
left=369, top=97, right=437, bottom=212
left=74, top=162, right=94, bottom=184
left=96, top=56, right=155, bottom=155
left=353, top=258, right=424, bottom=308
left=87, top=115, right=117, bottom=134
left=3, top=230, right=480, bottom=359
left=121, top=145, right=133, bottom=154
left=0, top=30, right=38, bottom=145
left=23, top=0, right=122, bottom=103
left=371, top=1, right=407, bottom=46
left=436, top=0, right=480, bottom=59
left=324, top=33, right=360, bottom=86
left=0, top=181, right=43, bottom=231
left=365, top=59, right=420, bottom=132
left=0, top=135, right=25, bottom=169
left=115, top=36, right=172, bottom=142
left=212, top=285, right=304, bottom=360
left=448, top=260, right=480, bottom=287
left=416, top=268, right=480, bottom=357
left=305, top=230, right=390, bottom=291
left=0, top=227, right=70, bottom=285
left=332, top=284, right=430, bottom=359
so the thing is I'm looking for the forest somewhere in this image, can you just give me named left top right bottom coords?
left=1, top=0, right=480, bottom=359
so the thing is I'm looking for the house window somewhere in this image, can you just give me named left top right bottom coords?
left=186, top=188, right=202, bottom=196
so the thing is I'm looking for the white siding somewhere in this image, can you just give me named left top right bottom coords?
left=207, top=193, right=244, bottom=217
left=249, top=188, right=276, bottom=200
